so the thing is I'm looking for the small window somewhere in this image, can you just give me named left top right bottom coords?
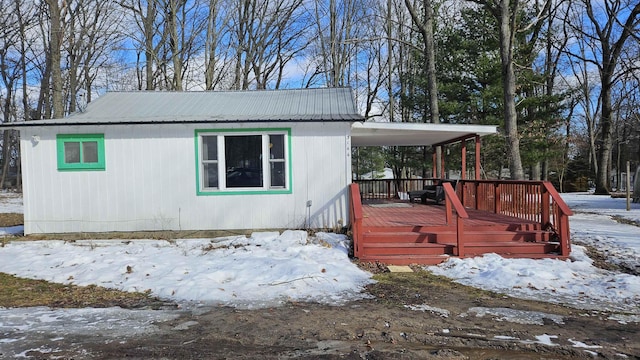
left=56, top=134, right=105, bottom=171
left=202, top=135, right=218, bottom=188
left=269, top=134, right=285, bottom=188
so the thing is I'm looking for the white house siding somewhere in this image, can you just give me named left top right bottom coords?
left=20, top=122, right=352, bottom=234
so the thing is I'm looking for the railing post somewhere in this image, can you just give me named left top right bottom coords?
left=474, top=182, right=480, bottom=210
left=349, top=183, right=363, bottom=258
left=541, top=184, right=550, bottom=227
left=445, top=197, right=452, bottom=224
left=494, top=183, right=501, bottom=214
left=559, top=215, right=571, bottom=256
left=387, top=180, right=391, bottom=199
left=456, top=217, right=465, bottom=257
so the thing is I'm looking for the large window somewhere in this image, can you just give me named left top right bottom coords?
left=56, top=134, right=105, bottom=171
left=196, top=129, right=291, bottom=194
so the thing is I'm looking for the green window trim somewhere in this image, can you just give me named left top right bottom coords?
left=56, top=134, right=106, bottom=171
left=194, top=128, right=292, bottom=196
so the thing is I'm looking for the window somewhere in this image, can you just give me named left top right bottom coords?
left=56, top=134, right=105, bottom=171
left=196, top=129, right=291, bottom=194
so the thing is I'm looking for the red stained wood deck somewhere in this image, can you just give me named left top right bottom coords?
left=350, top=181, right=572, bottom=266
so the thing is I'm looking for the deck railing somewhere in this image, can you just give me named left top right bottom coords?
left=442, top=182, right=469, bottom=256
left=458, top=180, right=572, bottom=256
left=355, top=178, right=438, bottom=200
left=351, top=178, right=573, bottom=257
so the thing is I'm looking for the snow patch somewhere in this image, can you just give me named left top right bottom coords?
left=467, top=307, right=564, bottom=325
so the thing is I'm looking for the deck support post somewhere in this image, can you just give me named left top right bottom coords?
left=432, top=152, right=437, bottom=178
left=559, top=216, right=571, bottom=256
left=461, top=140, right=467, bottom=180
left=441, top=147, right=446, bottom=178
left=475, top=135, right=481, bottom=180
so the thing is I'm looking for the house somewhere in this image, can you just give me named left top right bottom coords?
left=5, top=88, right=502, bottom=236
left=7, top=89, right=363, bottom=234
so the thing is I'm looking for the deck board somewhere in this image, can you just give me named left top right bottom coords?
left=362, top=201, right=538, bottom=229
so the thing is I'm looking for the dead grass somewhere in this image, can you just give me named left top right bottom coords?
left=0, top=213, right=23, bottom=227
left=0, top=272, right=174, bottom=309
left=365, top=268, right=502, bottom=308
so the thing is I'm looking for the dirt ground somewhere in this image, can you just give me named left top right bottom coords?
left=1, top=211, right=638, bottom=359
left=13, top=268, right=636, bottom=360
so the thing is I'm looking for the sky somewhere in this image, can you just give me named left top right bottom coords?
left=0, top=191, right=637, bottom=312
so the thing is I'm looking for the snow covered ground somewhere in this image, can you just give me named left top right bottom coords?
left=426, top=192, right=640, bottom=322
left=0, top=191, right=638, bottom=319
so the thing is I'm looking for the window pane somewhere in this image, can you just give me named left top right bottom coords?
left=203, top=163, right=218, bottom=188
left=83, top=141, right=99, bottom=163
left=269, top=134, right=284, bottom=159
left=203, top=136, right=217, bottom=161
left=270, top=162, right=285, bottom=187
left=225, top=135, right=262, bottom=188
left=64, top=142, right=81, bottom=163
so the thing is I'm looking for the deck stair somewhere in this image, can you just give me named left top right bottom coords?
left=357, top=223, right=562, bottom=266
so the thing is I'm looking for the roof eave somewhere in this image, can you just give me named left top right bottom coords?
left=0, top=116, right=364, bottom=129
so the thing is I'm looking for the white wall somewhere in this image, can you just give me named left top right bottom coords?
left=20, top=122, right=352, bottom=234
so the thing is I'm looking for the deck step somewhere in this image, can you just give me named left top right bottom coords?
left=362, top=231, right=439, bottom=243
left=364, top=223, right=545, bottom=233
left=453, top=241, right=560, bottom=255
left=363, top=229, right=553, bottom=243
left=358, top=254, right=450, bottom=266
left=436, top=230, right=552, bottom=242
left=361, top=242, right=452, bottom=256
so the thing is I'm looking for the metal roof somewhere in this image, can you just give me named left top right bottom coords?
left=351, top=122, right=497, bottom=147
left=3, top=88, right=363, bottom=127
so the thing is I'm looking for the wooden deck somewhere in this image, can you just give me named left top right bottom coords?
left=363, top=200, right=541, bottom=229
left=350, top=181, right=572, bottom=265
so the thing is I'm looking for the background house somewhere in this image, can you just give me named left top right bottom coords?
left=12, top=88, right=362, bottom=234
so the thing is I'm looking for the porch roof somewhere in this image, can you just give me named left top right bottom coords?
left=350, top=122, right=497, bottom=147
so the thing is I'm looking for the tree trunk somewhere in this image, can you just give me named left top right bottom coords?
left=145, top=0, right=156, bottom=90
left=205, top=0, right=219, bottom=90
left=498, top=0, right=524, bottom=180
left=404, top=0, right=442, bottom=176
left=46, top=0, right=64, bottom=118
left=167, top=0, right=183, bottom=90
left=595, top=86, right=614, bottom=194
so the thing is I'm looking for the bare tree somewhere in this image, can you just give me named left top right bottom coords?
left=63, top=0, right=126, bottom=111
left=404, top=0, right=443, bottom=177
left=0, top=0, right=20, bottom=188
left=120, top=0, right=164, bottom=90
left=565, top=35, right=601, bottom=180
left=227, top=0, right=310, bottom=90
left=564, top=0, right=640, bottom=193
left=309, top=0, right=372, bottom=88
left=204, top=0, right=233, bottom=89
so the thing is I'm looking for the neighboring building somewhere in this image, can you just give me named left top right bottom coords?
left=359, top=167, right=394, bottom=180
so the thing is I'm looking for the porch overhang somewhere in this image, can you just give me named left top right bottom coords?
left=350, top=122, right=497, bottom=147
